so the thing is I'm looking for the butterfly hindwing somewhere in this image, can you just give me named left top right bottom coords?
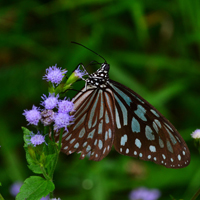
left=109, top=80, right=190, bottom=168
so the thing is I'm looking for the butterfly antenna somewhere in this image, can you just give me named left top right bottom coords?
left=71, top=41, right=107, bottom=63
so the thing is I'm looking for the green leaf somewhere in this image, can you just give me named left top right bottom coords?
left=44, top=135, right=57, bottom=155
left=28, top=164, right=43, bottom=174
left=22, top=127, right=32, bottom=147
left=45, top=153, right=57, bottom=175
left=16, top=176, right=55, bottom=200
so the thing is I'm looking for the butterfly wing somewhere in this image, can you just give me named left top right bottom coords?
left=109, top=80, right=190, bottom=168
left=55, top=85, right=116, bottom=161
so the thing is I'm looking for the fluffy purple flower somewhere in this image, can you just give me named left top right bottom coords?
left=43, top=64, right=67, bottom=85
left=191, top=129, right=200, bottom=139
left=129, top=187, right=161, bottom=200
left=10, top=181, right=23, bottom=197
left=54, top=113, right=74, bottom=131
left=58, top=99, right=74, bottom=113
left=23, top=105, right=41, bottom=126
left=30, top=132, right=46, bottom=147
left=41, top=93, right=59, bottom=110
left=74, top=65, right=87, bottom=78
left=41, top=196, right=49, bottom=200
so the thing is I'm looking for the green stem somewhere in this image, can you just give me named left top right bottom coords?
left=40, top=165, right=51, bottom=181
left=191, top=187, right=200, bottom=200
left=0, top=193, right=5, bottom=200
left=44, top=126, right=49, bottom=135
left=51, top=124, right=55, bottom=142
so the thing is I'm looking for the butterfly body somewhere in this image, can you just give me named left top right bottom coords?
left=55, top=62, right=190, bottom=168
left=86, top=63, right=110, bottom=88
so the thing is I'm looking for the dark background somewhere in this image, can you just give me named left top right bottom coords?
left=0, top=0, right=200, bottom=199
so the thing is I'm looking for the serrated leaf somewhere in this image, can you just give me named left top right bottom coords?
left=22, top=127, right=32, bottom=147
left=45, top=153, right=57, bottom=175
left=45, top=154, right=57, bottom=168
left=44, top=136, right=57, bottom=155
left=28, top=164, right=43, bottom=174
left=25, top=147, right=37, bottom=165
left=16, top=176, right=55, bottom=200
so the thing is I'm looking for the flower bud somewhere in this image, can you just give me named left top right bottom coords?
left=41, top=110, right=55, bottom=126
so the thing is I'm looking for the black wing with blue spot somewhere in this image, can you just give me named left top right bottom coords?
left=109, top=80, right=190, bottom=168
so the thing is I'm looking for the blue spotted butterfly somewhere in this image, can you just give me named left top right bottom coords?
left=55, top=43, right=190, bottom=168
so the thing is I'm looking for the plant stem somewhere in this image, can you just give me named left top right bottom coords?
left=40, top=165, right=51, bottom=181
left=191, top=187, right=200, bottom=200
left=51, top=124, right=55, bottom=142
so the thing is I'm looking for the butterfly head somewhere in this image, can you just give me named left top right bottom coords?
left=86, top=63, right=110, bottom=88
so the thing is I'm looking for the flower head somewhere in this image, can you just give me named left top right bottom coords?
left=41, top=196, right=49, bottom=200
left=43, top=64, right=67, bottom=85
left=10, top=181, right=23, bottom=197
left=191, top=129, right=200, bottom=139
left=58, top=99, right=74, bottom=113
left=41, top=109, right=55, bottom=126
left=41, top=93, right=59, bottom=110
left=74, top=65, right=87, bottom=79
left=23, top=105, right=41, bottom=126
left=30, top=131, right=46, bottom=147
left=129, top=187, right=161, bottom=200
left=54, top=113, right=74, bottom=131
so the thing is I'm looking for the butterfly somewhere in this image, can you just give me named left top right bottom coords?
left=54, top=43, right=190, bottom=168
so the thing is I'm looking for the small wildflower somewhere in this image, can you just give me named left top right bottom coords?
left=41, top=196, right=49, bottom=200
left=74, top=65, right=87, bottom=78
left=23, top=105, right=41, bottom=126
left=41, top=93, right=59, bottom=110
left=43, top=64, right=67, bottom=85
left=30, top=131, right=46, bottom=147
left=54, top=113, right=74, bottom=131
left=129, top=187, right=161, bottom=200
left=50, top=198, right=61, bottom=200
left=191, top=129, right=200, bottom=139
left=58, top=99, right=74, bottom=113
left=10, top=181, right=23, bottom=197
left=41, top=109, right=55, bottom=126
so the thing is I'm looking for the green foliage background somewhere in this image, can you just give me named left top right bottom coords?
left=0, top=0, right=200, bottom=199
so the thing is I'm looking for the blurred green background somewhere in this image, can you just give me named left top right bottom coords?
left=0, top=0, right=200, bottom=199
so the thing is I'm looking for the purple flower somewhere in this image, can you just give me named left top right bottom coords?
left=129, top=187, right=161, bottom=200
left=41, top=93, right=59, bottom=110
left=74, top=65, right=87, bottom=78
left=10, top=181, right=23, bottom=197
left=41, top=196, right=49, bottom=200
left=43, top=64, right=67, bottom=85
left=54, top=113, right=74, bottom=131
left=23, top=105, right=41, bottom=126
left=30, top=131, right=46, bottom=147
left=41, top=109, right=55, bottom=126
left=191, top=129, right=200, bottom=139
left=58, top=99, right=74, bottom=113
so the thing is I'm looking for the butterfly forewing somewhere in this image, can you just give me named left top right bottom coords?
left=55, top=86, right=116, bottom=161
left=109, top=80, right=190, bottom=168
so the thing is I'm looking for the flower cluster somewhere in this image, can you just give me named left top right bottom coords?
left=22, top=64, right=86, bottom=147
